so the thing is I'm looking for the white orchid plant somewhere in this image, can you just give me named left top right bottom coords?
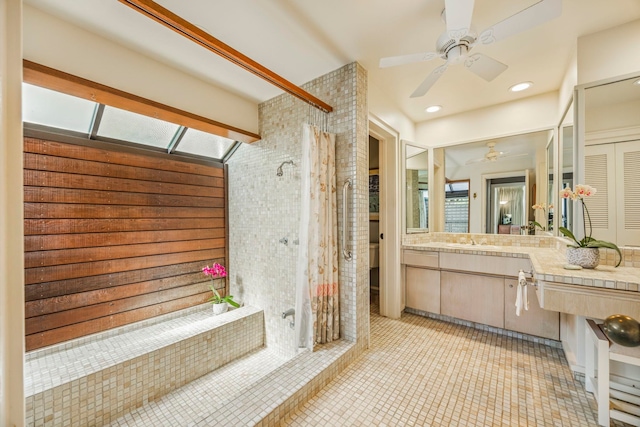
left=530, top=202, right=553, bottom=231
left=559, top=184, right=622, bottom=267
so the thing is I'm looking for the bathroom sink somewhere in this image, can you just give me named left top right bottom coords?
left=442, top=243, right=501, bottom=250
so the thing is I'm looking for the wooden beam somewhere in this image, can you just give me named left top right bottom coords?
left=23, top=60, right=261, bottom=144
left=117, top=0, right=334, bottom=113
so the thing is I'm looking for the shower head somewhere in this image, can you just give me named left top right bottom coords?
left=276, top=160, right=294, bottom=176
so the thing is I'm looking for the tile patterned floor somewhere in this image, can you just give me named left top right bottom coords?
left=279, top=295, right=623, bottom=427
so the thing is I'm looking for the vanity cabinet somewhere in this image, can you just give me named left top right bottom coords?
left=406, top=267, right=440, bottom=314
left=441, top=271, right=505, bottom=328
left=402, top=249, right=561, bottom=340
left=504, top=279, right=559, bottom=340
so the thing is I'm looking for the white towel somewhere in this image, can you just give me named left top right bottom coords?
left=515, top=271, right=529, bottom=316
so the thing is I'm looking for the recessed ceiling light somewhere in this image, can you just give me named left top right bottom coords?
left=634, top=78, right=640, bottom=86
left=425, top=105, right=442, bottom=113
left=509, top=82, right=533, bottom=92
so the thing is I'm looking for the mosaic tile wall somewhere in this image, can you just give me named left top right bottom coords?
left=24, top=306, right=264, bottom=426
left=228, top=62, right=370, bottom=359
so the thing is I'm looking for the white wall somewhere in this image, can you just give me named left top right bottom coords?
left=23, top=5, right=259, bottom=134
left=586, top=100, right=640, bottom=133
left=577, top=18, right=640, bottom=85
left=1, top=0, right=25, bottom=426
left=558, top=51, right=577, bottom=117
left=415, top=92, right=559, bottom=147
left=369, top=80, right=416, bottom=142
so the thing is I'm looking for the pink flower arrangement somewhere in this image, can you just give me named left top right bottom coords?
left=559, top=184, right=621, bottom=267
left=202, top=263, right=239, bottom=307
left=202, top=263, right=227, bottom=278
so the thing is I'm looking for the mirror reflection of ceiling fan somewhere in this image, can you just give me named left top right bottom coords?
left=379, top=0, right=562, bottom=97
left=465, top=142, right=527, bottom=165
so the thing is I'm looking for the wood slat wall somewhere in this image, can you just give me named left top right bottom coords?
left=24, top=137, right=227, bottom=351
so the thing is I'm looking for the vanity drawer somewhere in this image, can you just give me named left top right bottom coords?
left=402, top=250, right=439, bottom=268
left=439, top=252, right=530, bottom=277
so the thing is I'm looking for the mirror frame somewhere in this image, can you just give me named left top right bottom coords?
left=401, top=140, right=429, bottom=235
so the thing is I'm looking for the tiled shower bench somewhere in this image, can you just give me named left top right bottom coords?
left=25, top=305, right=266, bottom=426
left=25, top=304, right=356, bottom=427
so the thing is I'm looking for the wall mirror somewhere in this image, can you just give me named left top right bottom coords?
left=435, top=130, right=552, bottom=234
left=558, top=100, right=574, bottom=234
left=404, top=143, right=429, bottom=233
left=580, top=74, right=640, bottom=247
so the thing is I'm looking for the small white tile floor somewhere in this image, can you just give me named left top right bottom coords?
left=279, top=294, right=631, bottom=427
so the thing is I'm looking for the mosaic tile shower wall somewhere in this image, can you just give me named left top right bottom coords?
left=228, top=62, right=370, bottom=359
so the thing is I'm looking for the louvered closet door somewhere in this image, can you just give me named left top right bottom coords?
left=584, top=144, right=616, bottom=244
left=616, top=140, right=640, bottom=247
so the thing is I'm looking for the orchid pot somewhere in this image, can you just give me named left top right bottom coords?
left=212, top=302, right=228, bottom=315
left=566, top=247, right=600, bottom=269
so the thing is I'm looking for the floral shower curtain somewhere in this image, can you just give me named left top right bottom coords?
left=295, top=124, right=339, bottom=351
left=498, top=186, right=525, bottom=227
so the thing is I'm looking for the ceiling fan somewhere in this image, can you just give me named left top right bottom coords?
left=379, top=0, right=562, bottom=97
left=465, top=142, right=527, bottom=165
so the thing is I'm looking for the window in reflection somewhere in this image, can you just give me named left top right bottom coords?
left=444, top=180, right=469, bottom=232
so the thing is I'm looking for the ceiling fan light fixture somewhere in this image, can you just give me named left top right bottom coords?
left=509, top=82, right=533, bottom=92
left=425, top=105, right=442, bottom=113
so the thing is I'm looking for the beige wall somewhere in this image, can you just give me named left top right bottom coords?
left=23, top=5, right=259, bottom=135
left=368, top=80, right=416, bottom=142
left=558, top=51, right=577, bottom=116
left=1, top=0, right=25, bottom=425
left=415, top=91, right=559, bottom=148
left=577, top=18, right=640, bottom=85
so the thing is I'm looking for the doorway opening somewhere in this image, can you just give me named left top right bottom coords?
left=369, top=135, right=381, bottom=308
left=487, top=177, right=527, bottom=234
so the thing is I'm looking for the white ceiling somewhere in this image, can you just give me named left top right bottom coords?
left=23, top=0, right=640, bottom=123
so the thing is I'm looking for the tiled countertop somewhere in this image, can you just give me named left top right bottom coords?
left=402, top=241, right=640, bottom=292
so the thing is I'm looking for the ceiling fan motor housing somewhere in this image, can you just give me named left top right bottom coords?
left=436, top=31, right=476, bottom=63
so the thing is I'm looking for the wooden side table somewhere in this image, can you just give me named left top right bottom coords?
left=585, top=318, right=640, bottom=426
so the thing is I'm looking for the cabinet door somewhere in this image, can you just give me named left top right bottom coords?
left=615, top=140, right=640, bottom=247
left=504, top=279, right=560, bottom=340
left=440, top=271, right=504, bottom=328
left=405, top=267, right=440, bottom=314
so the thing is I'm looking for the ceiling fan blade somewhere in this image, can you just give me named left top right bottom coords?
left=464, top=53, right=507, bottom=82
left=478, top=0, right=561, bottom=45
left=465, top=157, right=487, bottom=165
left=379, top=51, right=440, bottom=68
left=444, top=0, right=475, bottom=40
left=501, top=152, right=529, bottom=160
left=410, top=64, right=448, bottom=98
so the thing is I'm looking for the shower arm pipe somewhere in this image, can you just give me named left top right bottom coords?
left=117, top=0, right=333, bottom=114
left=342, top=179, right=352, bottom=261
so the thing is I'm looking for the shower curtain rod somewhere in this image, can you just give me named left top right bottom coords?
left=118, top=0, right=334, bottom=114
